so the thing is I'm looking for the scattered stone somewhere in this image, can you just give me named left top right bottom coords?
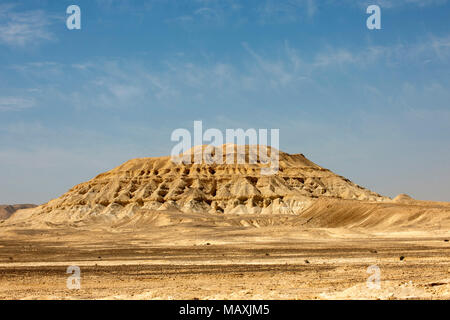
left=428, top=282, right=446, bottom=287
left=399, top=256, right=405, bottom=261
left=304, top=259, right=310, bottom=264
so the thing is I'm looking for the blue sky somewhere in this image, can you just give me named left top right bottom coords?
left=1, top=0, right=450, bottom=204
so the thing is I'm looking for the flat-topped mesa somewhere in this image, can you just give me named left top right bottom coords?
left=184, top=144, right=318, bottom=165
left=13, top=144, right=388, bottom=224
left=105, top=144, right=321, bottom=177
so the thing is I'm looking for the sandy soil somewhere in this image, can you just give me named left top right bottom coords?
left=0, top=219, right=449, bottom=300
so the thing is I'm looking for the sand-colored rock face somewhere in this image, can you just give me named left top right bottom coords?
left=9, top=145, right=388, bottom=224
left=0, top=204, right=37, bottom=220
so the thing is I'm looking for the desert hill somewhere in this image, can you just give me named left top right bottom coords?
left=6, top=144, right=391, bottom=226
left=5, top=144, right=450, bottom=232
left=0, top=204, right=36, bottom=220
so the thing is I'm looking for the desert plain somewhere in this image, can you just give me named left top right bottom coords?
left=0, top=145, right=449, bottom=300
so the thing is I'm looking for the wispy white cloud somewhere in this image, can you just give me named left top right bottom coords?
left=6, top=33, right=450, bottom=113
left=165, top=0, right=244, bottom=26
left=0, top=4, right=56, bottom=48
left=312, top=34, right=450, bottom=68
left=0, top=97, right=35, bottom=111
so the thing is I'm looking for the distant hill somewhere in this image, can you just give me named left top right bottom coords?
left=0, top=204, right=37, bottom=220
